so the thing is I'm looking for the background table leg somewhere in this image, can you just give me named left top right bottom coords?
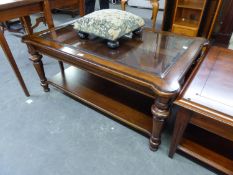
left=43, top=0, right=65, bottom=73
left=0, top=27, right=30, bottom=97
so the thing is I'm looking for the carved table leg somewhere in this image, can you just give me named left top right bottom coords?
left=29, top=47, right=49, bottom=92
left=150, top=97, right=170, bottom=151
left=21, top=14, right=65, bottom=74
left=0, top=26, right=30, bottom=96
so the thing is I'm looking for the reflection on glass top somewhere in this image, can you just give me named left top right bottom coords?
left=40, top=26, right=195, bottom=78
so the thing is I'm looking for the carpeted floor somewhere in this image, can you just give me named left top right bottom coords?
left=0, top=4, right=217, bottom=175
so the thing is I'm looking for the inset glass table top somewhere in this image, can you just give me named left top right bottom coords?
left=40, top=25, right=196, bottom=78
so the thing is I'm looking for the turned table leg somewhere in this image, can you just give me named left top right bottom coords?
left=0, top=26, right=30, bottom=96
left=21, top=12, right=65, bottom=74
left=150, top=97, right=170, bottom=151
left=29, top=48, right=49, bottom=92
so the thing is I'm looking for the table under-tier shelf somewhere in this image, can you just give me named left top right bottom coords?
left=48, top=66, right=154, bottom=136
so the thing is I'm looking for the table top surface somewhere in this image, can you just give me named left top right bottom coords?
left=176, top=47, right=233, bottom=122
left=0, top=0, right=41, bottom=10
left=0, top=0, right=82, bottom=22
left=23, top=23, right=206, bottom=95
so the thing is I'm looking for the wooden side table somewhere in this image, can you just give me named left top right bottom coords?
left=169, top=47, right=233, bottom=174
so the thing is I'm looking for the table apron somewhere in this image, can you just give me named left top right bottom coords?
left=0, top=4, right=42, bottom=22
left=34, top=46, right=158, bottom=99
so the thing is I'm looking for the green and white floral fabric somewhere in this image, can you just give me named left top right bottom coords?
left=73, top=9, right=145, bottom=41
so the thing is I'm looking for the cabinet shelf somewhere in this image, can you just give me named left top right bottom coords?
left=177, top=1, right=205, bottom=10
left=173, top=18, right=199, bottom=30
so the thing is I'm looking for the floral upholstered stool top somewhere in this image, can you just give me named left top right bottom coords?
left=73, top=9, right=145, bottom=49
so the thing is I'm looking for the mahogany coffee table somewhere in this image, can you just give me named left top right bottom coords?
left=22, top=24, right=206, bottom=151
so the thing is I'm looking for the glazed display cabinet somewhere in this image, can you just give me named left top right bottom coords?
left=172, top=0, right=207, bottom=36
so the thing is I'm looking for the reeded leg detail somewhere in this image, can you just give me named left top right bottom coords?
left=29, top=51, right=49, bottom=92
left=150, top=98, right=170, bottom=151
